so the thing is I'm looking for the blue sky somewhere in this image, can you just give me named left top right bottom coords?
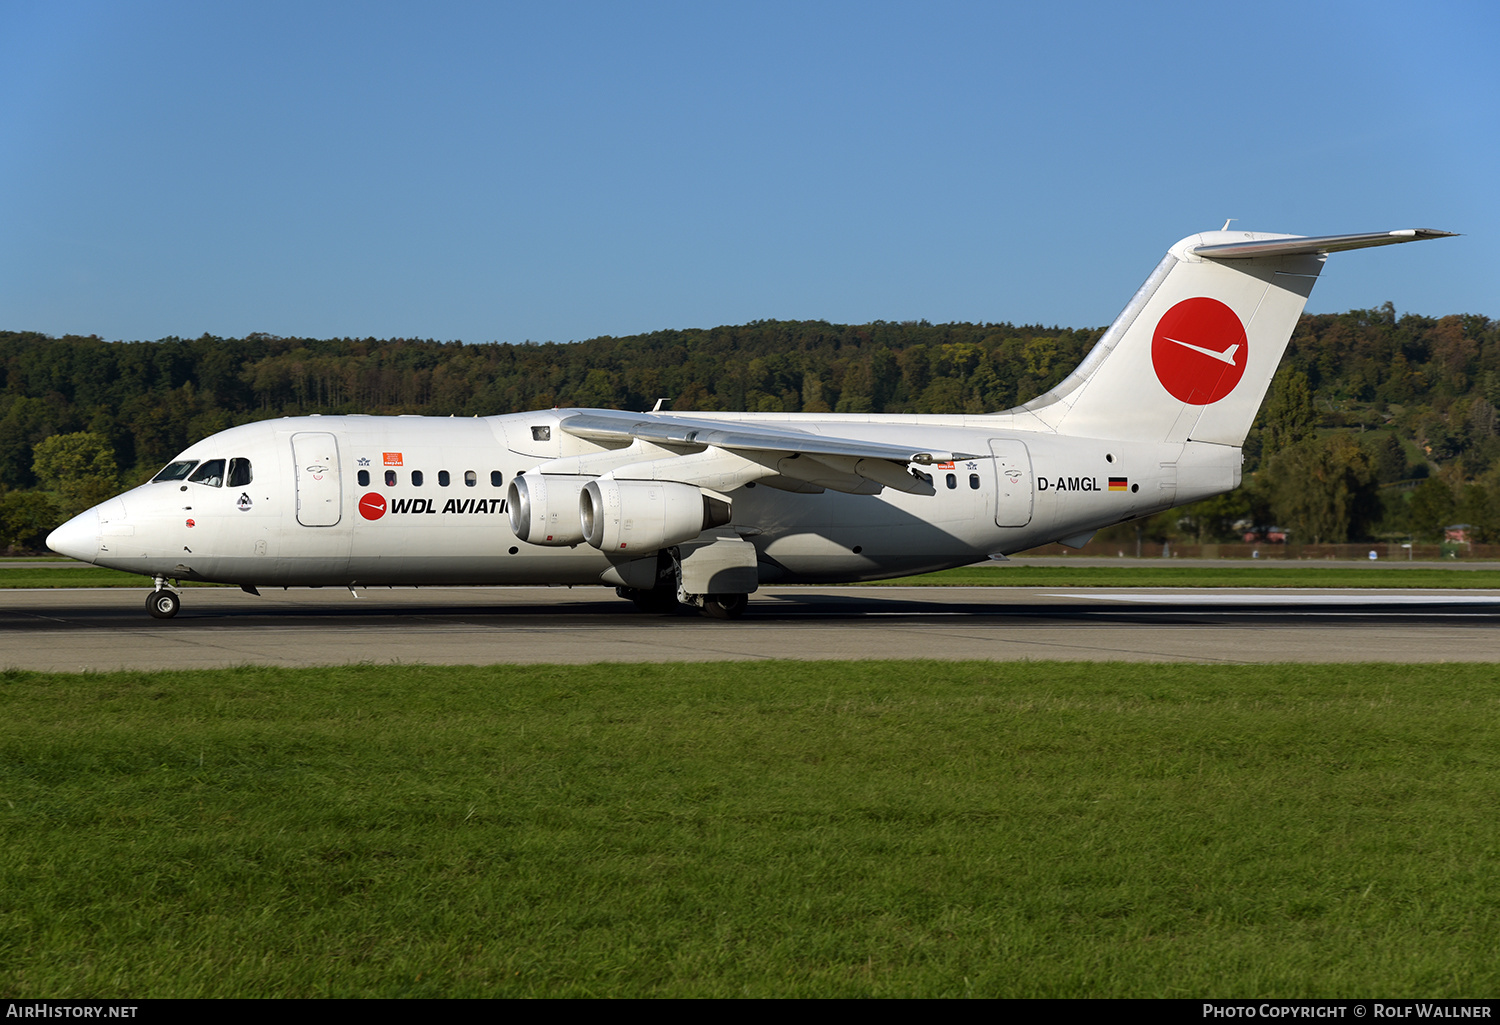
left=2, top=0, right=1494, bottom=345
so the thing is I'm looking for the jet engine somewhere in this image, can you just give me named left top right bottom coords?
left=508, top=474, right=593, bottom=545
left=580, top=479, right=732, bottom=552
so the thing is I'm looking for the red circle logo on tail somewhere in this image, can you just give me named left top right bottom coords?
left=1150, top=297, right=1248, bottom=404
left=358, top=493, right=387, bottom=520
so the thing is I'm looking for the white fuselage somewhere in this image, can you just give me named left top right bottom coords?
left=55, top=409, right=1236, bottom=588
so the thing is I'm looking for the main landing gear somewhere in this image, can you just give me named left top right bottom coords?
left=699, top=593, right=749, bottom=620
left=615, top=586, right=749, bottom=619
left=146, top=576, right=180, bottom=619
left=672, top=540, right=756, bottom=619
left=614, top=547, right=754, bottom=620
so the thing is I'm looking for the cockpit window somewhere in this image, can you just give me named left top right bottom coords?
left=188, top=459, right=226, bottom=487
left=228, top=458, right=253, bottom=487
left=153, top=460, right=199, bottom=482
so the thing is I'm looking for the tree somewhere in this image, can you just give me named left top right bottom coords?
left=31, top=431, right=120, bottom=520
left=1176, top=490, right=1253, bottom=543
left=1361, top=431, right=1409, bottom=484
left=1406, top=477, right=1457, bottom=542
left=0, top=490, right=57, bottom=551
left=833, top=359, right=873, bottom=413
left=1261, top=367, right=1317, bottom=456
left=1457, top=479, right=1500, bottom=543
left=1267, top=434, right=1380, bottom=543
left=571, top=368, right=617, bottom=408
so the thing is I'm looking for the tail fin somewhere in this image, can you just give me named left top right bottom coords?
left=1009, top=228, right=1456, bottom=445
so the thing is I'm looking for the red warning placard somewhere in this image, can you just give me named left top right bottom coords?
left=1150, top=297, right=1248, bottom=405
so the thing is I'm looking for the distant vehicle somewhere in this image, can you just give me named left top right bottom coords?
left=47, top=227, right=1456, bottom=619
left=1244, top=527, right=1289, bottom=544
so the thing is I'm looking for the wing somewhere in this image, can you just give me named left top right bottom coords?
left=546, top=409, right=983, bottom=495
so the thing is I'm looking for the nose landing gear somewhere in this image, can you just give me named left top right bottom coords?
left=146, top=576, right=181, bottom=619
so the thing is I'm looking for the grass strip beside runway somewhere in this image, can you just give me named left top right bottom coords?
left=0, top=567, right=228, bottom=588
left=7, top=564, right=1500, bottom=589
left=3, top=661, right=1497, bottom=998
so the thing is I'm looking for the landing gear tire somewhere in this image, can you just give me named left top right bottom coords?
left=146, top=589, right=181, bottom=619
left=700, top=593, right=748, bottom=620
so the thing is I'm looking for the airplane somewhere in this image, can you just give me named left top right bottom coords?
left=45, top=226, right=1456, bottom=620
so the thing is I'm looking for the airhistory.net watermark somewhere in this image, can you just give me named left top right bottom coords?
left=1202, top=1005, right=1493, bottom=1019
left=5, top=1007, right=138, bottom=1019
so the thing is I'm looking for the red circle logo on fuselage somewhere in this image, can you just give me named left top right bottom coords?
left=358, top=493, right=387, bottom=520
left=1150, top=297, right=1248, bottom=405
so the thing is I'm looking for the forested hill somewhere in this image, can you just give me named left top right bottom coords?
left=0, top=320, right=1104, bottom=483
left=2, top=306, right=1498, bottom=549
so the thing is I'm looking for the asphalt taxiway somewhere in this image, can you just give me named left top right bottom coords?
left=2, top=585, right=1499, bottom=670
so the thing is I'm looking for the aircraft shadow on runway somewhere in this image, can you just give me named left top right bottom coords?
left=4, top=592, right=1500, bottom=632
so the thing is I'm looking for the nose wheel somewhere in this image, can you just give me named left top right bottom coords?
left=146, top=581, right=181, bottom=619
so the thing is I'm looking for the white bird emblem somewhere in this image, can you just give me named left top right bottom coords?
left=1164, top=337, right=1240, bottom=366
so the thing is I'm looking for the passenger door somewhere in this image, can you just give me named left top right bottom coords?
left=292, top=432, right=342, bottom=526
left=989, top=439, right=1033, bottom=527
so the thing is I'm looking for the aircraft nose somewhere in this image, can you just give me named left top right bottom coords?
left=47, top=508, right=100, bottom=564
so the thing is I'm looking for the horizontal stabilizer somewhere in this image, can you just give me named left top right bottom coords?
left=1192, top=229, right=1457, bottom=259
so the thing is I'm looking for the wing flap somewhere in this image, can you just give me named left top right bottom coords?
left=560, top=409, right=975, bottom=465
left=555, top=409, right=964, bottom=495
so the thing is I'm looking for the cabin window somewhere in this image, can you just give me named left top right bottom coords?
left=491, top=470, right=503, bottom=487
left=438, top=470, right=451, bottom=487
left=412, top=470, right=424, bottom=487
left=464, top=470, right=477, bottom=487
left=228, top=458, right=253, bottom=487
left=385, top=470, right=397, bottom=486
left=153, top=460, right=198, bottom=482
left=969, top=474, right=980, bottom=490
left=188, top=459, right=226, bottom=487
left=358, top=470, right=370, bottom=486
left=946, top=473, right=957, bottom=490
left=531, top=426, right=551, bottom=442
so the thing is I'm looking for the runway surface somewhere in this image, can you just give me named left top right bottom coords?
left=2, top=585, right=1499, bottom=670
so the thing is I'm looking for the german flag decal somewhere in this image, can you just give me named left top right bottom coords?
left=1109, top=477, right=1128, bottom=491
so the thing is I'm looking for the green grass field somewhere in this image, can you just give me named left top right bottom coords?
left=0, top=566, right=228, bottom=588
left=3, top=661, right=1497, bottom=997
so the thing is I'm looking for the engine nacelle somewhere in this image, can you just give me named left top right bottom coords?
left=580, top=479, right=732, bottom=552
left=508, top=474, right=592, bottom=545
